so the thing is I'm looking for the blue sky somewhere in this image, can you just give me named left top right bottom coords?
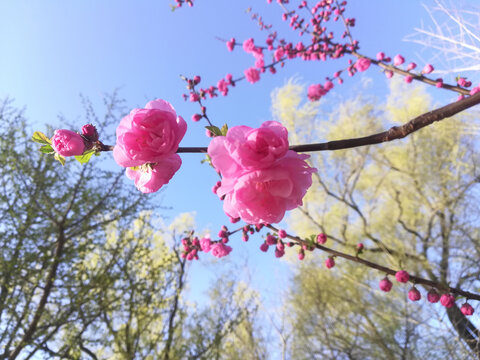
left=0, top=0, right=476, bottom=312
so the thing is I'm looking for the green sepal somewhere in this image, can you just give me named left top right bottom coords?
left=54, top=152, right=66, bottom=166
left=201, top=154, right=212, bottom=166
left=75, top=149, right=96, bottom=164
left=220, top=123, right=229, bottom=136
left=39, top=144, right=55, bottom=154
left=32, top=131, right=51, bottom=145
left=205, top=125, right=222, bottom=137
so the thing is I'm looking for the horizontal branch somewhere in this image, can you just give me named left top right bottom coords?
left=266, top=225, right=480, bottom=301
left=98, top=92, right=480, bottom=154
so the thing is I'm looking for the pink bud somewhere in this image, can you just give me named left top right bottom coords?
left=357, top=243, right=364, bottom=250
left=275, top=248, right=285, bottom=258
left=440, top=293, right=456, bottom=308
left=461, top=303, right=474, bottom=316
left=193, top=75, right=201, bottom=84
left=404, top=75, right=413, bottom=83
left=422, top=64, right=434, bottom=74
left=324, top=80, right=334, bottom=91
left=81, top=124, right=99, bottom=142
left=260, top=243, right=269, bottom=252
left=393, top=54, right=405, bottom=66
left=436, top=79, right=443, bottom=88
left=376, top=52, right=385, bottom=61
left=266, top=234, right=277, bottom=245
left=325, top=257, right=335, bottom=269
left=395, top=270, right=410, bottom=283
left=278, top=229, right=287, bottom=238
left=226, top=38, right=235, bottom=51
left=385, top=71, right=394, bottom=79
left=407, top=62, right=417, bottom=71
left=51, top=129, right=85, bottom=157
left=379, top=277, right=393, bottom=292
left=408, top=287, right=421, bottom=301
left=192, top=114, right=202, bottom=122
left=316, top=233, right=327, bottom=244
left=427, top=289, right=440, bottom=303
left=298, top=251, right=305, bottom=260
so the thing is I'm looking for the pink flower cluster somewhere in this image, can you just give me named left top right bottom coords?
left=113, top=99, right=186, bottom=193
left=208, top=121, right=317, bottom=224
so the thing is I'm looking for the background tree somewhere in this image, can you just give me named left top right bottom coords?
left=269, top=79, right=480, bottom=359
left=0, top=98, right=263, bottom=360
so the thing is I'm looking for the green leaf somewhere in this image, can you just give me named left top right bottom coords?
left=205, top=125, right=222, bottom=137
left=220, top=123, right=229, bottom=136
left=75, top=150, right=96, bottom=164
left=54, top=152, right=66, bottom=166
left=32, top=131, right=51, bottom=145
left=39, top=144, right=55, bottom=154
left=200, top=154, right=212, bottom=165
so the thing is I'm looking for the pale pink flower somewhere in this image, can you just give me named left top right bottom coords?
left=125, top=155, right=181, bottom=193
left=210, top=242, right=232, bottom=258
left=354, top=57, right=371, bottom=72
left=113, top=99, right=187, bottom=168
left=51, top=129, right=85, bottom=157
left=244, top=67, right=260, bottom=83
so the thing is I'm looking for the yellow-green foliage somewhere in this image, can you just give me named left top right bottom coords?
left=271, top=78, right=479, bottom=359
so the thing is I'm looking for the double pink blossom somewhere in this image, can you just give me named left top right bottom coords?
left=354, top=57, right=371, bottom=72
left=208, top=121, right=316, bottom=224
left=113, top=99, right=186, bottom=193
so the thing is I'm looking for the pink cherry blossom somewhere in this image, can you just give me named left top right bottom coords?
left=125, top=155, right=181, bottom=193
left=216, top=151, right=316, bottom=224
left=208, top=121, right=289, bottom=175
left=113, top=99, right=187, bottom=168
left=210, top=242, right=232, bottom=258
left=324, top=80, right=334, bottom=91
left=354, top=57, right=371, bottom=72
left=242, top=38, right=255, bottom=53
left=200, top=236, right=212, bottom=252
left=244, top=67, right=260, bottom=84
left=379, top=277, right=392, bottom=292
left=51, top=129, right=85, bottom=157
left=307, top=84, right=327, bottom=101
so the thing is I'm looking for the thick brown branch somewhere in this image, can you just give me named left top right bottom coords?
left=97, top=93, right=480, bottom=155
